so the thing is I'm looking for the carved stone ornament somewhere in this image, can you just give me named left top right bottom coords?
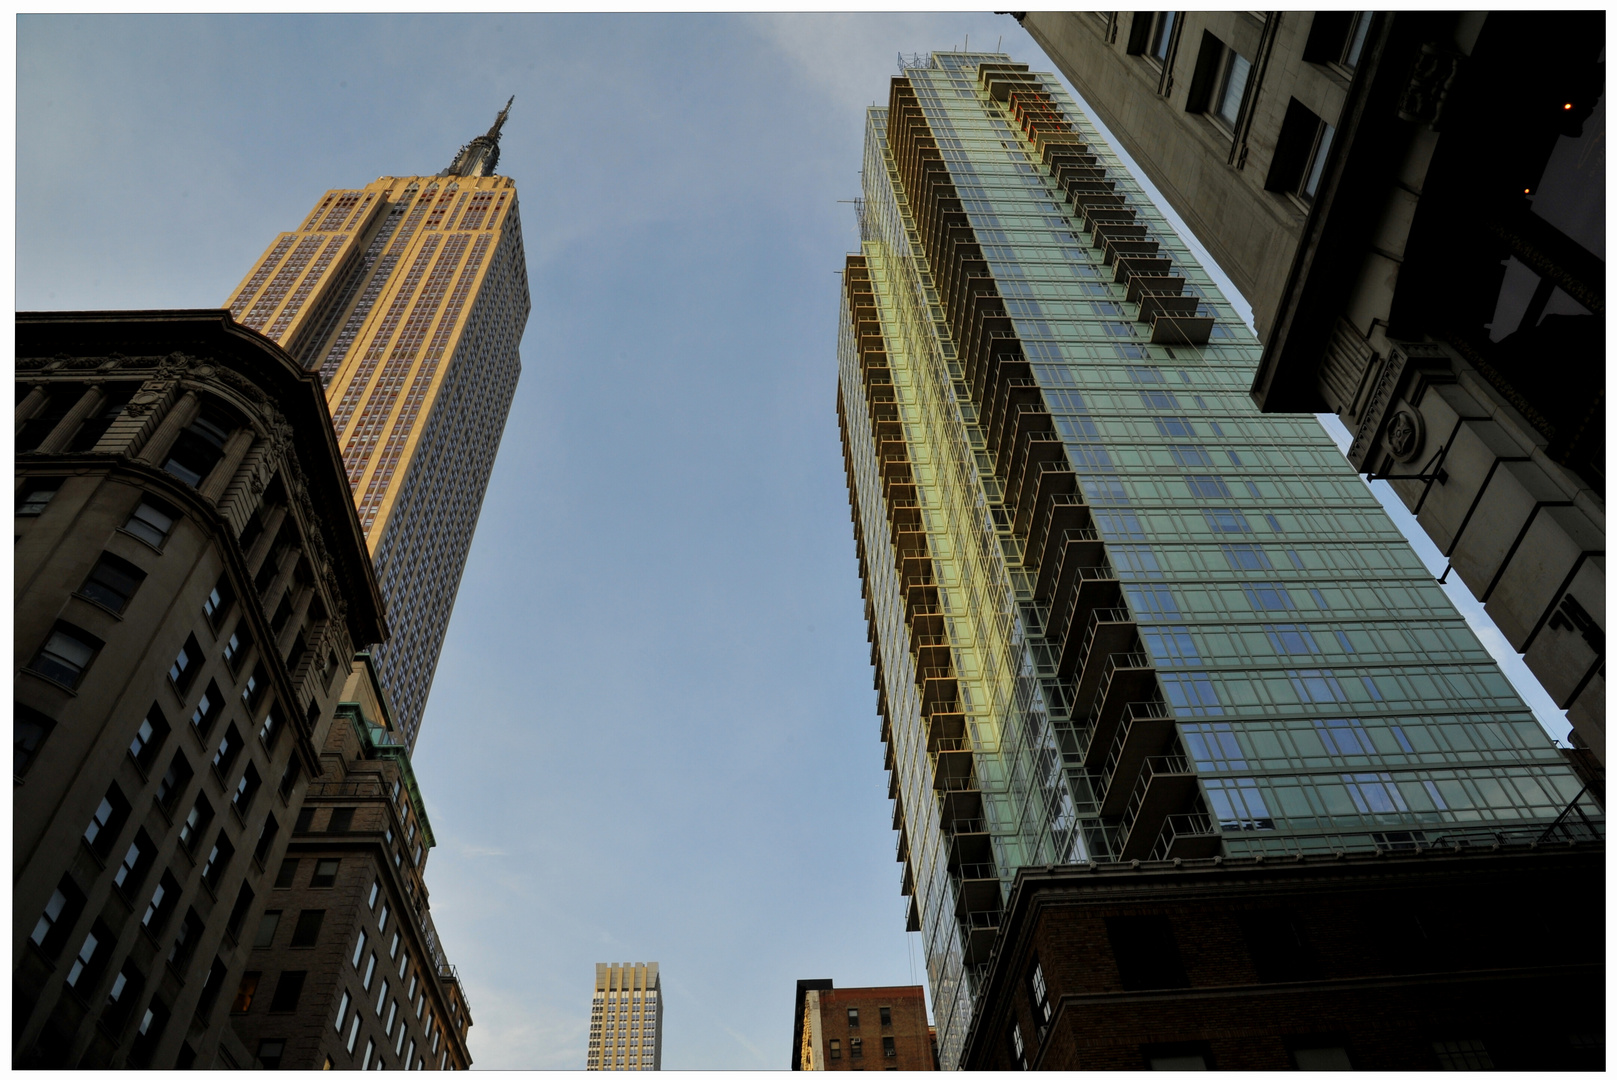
left=1397, top=43, right=1463, bottom=129
left=1386, top=406, right=1425, bottom=462
left=157, top=351, right=204, bottom=377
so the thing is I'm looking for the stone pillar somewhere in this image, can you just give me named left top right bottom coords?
left=134, top=390, right=200, bottom=468
left=34, top=385, right=105, bottom=455
left=278, top=584, right=317, bottom=655
left=198, top=427, right=257, bottom=504
left=15, top=385, right=47, bottom=427
left=246, top=504, right=288, bottom=576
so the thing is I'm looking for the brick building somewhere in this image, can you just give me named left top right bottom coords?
left=792, top=981, right=936, bottom=1071
left=13, top=311, right=385, bottom=1067
left=227, top=654, right=472, bottom=1069
left=960, top=837, right=1604, bottom=1070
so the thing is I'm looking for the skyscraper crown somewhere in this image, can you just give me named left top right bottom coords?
left=441, top=96, right=514, bottom=178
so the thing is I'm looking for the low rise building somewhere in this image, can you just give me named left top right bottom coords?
left=226, top=654, right=472, bottom=1069
left=13, top=310, right=385, bottom=1068
left=960, top=835, right=1603, bottom=1070
left=792, top=981, right=935, bottom=1071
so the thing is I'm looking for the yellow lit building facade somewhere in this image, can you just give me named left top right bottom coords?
left=224, top=104, right=531, bottom=746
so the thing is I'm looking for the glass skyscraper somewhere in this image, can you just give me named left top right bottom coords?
left=837, top=52, right=1594, bottom=1069
left=224, top=102, right=530, bottom=747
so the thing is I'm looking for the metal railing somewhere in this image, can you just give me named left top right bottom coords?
left=1146, top=811, right=1218, bottom=862
left=1118, top=752, right=1194, bottom=841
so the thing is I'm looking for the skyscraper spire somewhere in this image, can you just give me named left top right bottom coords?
left=441, top=95, right=514, bottom=178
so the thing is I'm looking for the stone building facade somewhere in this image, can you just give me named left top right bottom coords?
left=960, top=839, right=1604, bottom=1070
left=14, top=310, right=386, bottom=1068
left=792, top=981, right=935, bottom=1071
left=1016, top=12, right=1605, bottom=762
left=227, top=654, right=472, bottom=1069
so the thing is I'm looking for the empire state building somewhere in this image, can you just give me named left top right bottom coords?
left=224, top=99, right=531, bottom=746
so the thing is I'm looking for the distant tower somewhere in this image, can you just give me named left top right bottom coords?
left=223, top=100, right=532, bottom=747
left=588, top=963, right=663, bottom=1071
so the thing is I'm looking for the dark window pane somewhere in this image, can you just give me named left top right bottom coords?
left=269, top=970, right=307, bottom=1013
left=290, top=910, right=326, bottom=948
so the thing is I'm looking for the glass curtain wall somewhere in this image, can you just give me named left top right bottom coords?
left=838, top=51, right=1594, bottom=1070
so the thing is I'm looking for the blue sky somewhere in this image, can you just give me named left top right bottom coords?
left=16, top=14, right=1572, bottom=1071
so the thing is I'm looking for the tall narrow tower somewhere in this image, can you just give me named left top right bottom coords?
left=839, top=52, right=1596, bottom=1068
left=224, top=101, right=531, bottom=747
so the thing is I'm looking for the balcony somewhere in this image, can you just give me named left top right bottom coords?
left=1149, top=313, right=1216, bottom=346
left=1114, top=254, right=1175, bottom=285
left=1012, top=458, right=1077, bottom=539
left=1102, top=238, right=1162, bottom=266
left=907, top=603, right=944, bottom=637
left=1147, top=811, right=1222, bottom=861
left=950, top=861, right=1002, bottom=919
left=918, top=666, right=957, bottom=711
left=886, top=497, right=922, bottom=530
left=1081, top=658, right=1160, bottom=770
left=1035, top=523, right=1105, bottom=617
left=1031, top=494, right=1091, bottom=583
left=1117, top=753, right=1200, bottom=861
left=893, top=525, right=929, bottom=560
left=927, top=710, right=967, bottom=752
left=911, top=634, right=950, bottom=671
left=1126, top=273, right=1188, bottom=305
left=1006, top=432, right=1065, bottom=513
left=1070, top=607, right=1138, bottom=715
left=1091, top=222, right=1148, bottom=250
left=1097, top=701, right=1177, bottom=815
left=959, top=909, right=1003, bottom=966
left=879, top=452, right=912, bottom=483
left=1053, top=568, right=1123, bottom=679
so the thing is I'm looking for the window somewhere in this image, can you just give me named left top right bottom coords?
left=1203, top=508, right=1251, bottom=533
left=362, top=1039, right=376, bottom=1070
left=233, top=972, right=262, bottom=1014
left=1185, top=475, right=1233, bottom=499
left=1213, top=46, right=1251, bottom=127
left=1433, top=1041, right=1493, bottom=1070
left=1106, top=916, right=1190, bottom=991
left=16, top=477, right=60, bottom=516
left=103, top=959, right=146, bottom=1033
left=1146, top=1044, right=1211, bottom=1070
left=312, top=858, right=340, bottom=887
left=1304, top=11, right=1371, bottom=72
left=295, top=807, right=315, bottom=833
left=223, top=623, right=253, bottom=670
left=329, top=807, right=356, bottom=834
left=1128, top=11, right=1177, bottom=62
left=190, top=681, right=222, bottom=737
left=1267, top=99, right=1337, bottom=202
left=66, top=923, right=105, bottom=989
left=390, top=932, right=401, bottom=959
left=335, top=990, right=353, bottom=1032
left=255, top=910, right=282, bottom=948
left=278, top=758, right=302, bottom=800
left=212, top=725, right=243, bottom=776
left=352, top=930, right=369, bottom=968
left=195, top=955, right=229, bottom=1019
left=30, top=622, right=103, bottom=689
left=1029, top=959, right=1053, bottom=1040
left=363, top=953, right=378, bottom=990
left=259, top=707, right=283, bottom=751
left=128, top=704, right=169, bottom=771
left=168, top=908, right=204, bottom=971
left=142, top=871, right=180, bottom=933
left=826, top=1036, right=842, bottom=1058
left=347, top=1015, right=362, bottom=1055
left=253, top=813, right=280, bottom=866
left=84, top=783, right=131, bottom=859
left=163, top=400, right=237, bottom=487
left=270, top=970, right=307, bottom=1013
left=242, top=663, right=268, bottom=709
left=275, top=857, right=299, bottom=888
left=113, top=830, right=157, bottom=895
left=30, top=876, right=87, bottom=958
left=124, top=498, right=177, bottom=547
left=69, top=385, right=135, bottom=451
left=883, top=1036, right=896, bottom=1058
left=79, top=552, right=147, bottom=613
left=850, top=1036, right=863, bottom=1058
left=369, top=881, right=381, bottom=909
left=257, top=1039, right=287, bottom=1070
left=232, top=763, right=262, bottom=815
left=848, top=1007, right=860, bottom=1028
left=291, top=909, right=326, bottom=948
left=169, top=634, right=202, bottom=693
left=879, top=1006, right=892, bottom=1026
left=129, top=1000, right=171, bottom=1068
left=1292, top=1045, right=1353, bottom=1069
left=203, top=574, right=236, bottom=629
left=201, top=834, right=234, bottom=892
left=15, top=702, right=56, bottom=776
left=385, top=998, right=398, bottom=1035
left=1010, top=1022, right=1027, bottom=1069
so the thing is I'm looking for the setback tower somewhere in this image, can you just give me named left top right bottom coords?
left=223, top=100, right=531, bottom=748
left=837, top=51, right=1598, bottom=1069
left=587, top=962, right=663, bottom=1070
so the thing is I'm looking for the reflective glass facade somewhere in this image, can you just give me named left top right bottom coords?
left=837, top=52, right=1594, bottom=1070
